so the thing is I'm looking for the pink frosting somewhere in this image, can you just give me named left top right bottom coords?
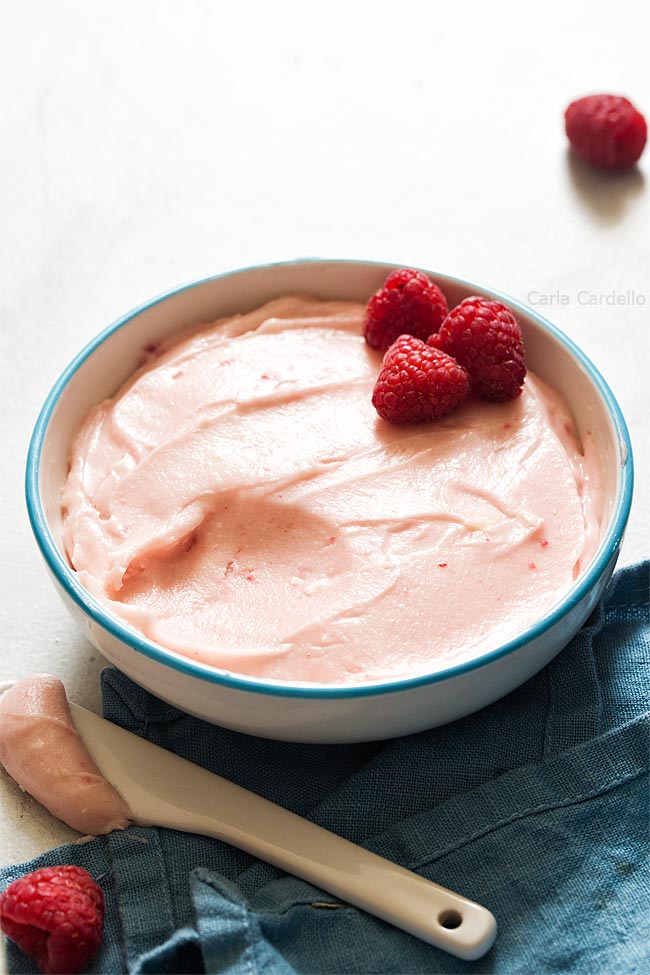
left=62, top=296, right=603, bottom=684
left=0, top=675, right=131, bottom=834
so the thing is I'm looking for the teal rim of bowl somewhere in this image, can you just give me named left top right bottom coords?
left=25, top=259, right=634, bottom=700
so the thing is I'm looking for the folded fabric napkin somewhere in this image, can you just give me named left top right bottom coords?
left=2, top=562, right=649, bottom=975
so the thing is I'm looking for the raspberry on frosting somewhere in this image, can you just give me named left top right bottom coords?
left=363, top=268, right=449, bottom=350
left=432, top=296, right=526, bottom=402
left=0, top=866, right=104, bottom=974
left=372, top=334, right=470, bottom=423
left=565, top=94, right=647, bottom=170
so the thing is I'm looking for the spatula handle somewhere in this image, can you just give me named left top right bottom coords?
left=171, top=776, right=496, bottom=960
left=71, top=705, right=496, bottom=960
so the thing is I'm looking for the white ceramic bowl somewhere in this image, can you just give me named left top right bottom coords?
left=26, top=260, right=633, bottom=743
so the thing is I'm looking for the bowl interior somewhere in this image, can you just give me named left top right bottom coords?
left=35, top=260, right=628, bottom=674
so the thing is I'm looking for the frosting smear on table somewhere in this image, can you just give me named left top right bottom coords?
left=62, top=296, right=603, bottom=684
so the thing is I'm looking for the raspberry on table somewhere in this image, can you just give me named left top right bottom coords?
left=363, top=268, right=449, bottom=350
left=565, top=94, right=647, bottom=170
left=0, top=866, right=105, bottom=975
left=372, top=334, right=470, bottom=423
left=432, top=296, right=526, bottom=402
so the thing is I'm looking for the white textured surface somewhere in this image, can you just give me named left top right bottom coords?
left=0, top=0, right=647, bottom=890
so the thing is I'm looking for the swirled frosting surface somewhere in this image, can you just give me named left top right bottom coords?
left=62, top=296, right=603, bottom=683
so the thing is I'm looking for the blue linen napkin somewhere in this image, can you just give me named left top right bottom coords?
left=2, top=562, right=648, bottom=975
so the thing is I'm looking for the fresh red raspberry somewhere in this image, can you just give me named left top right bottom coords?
left=432, top=297, right=526, bottom=402
left=565, top=94, right=647, bottom=170
left=0, top=866, right=104, bottom=975
left=372, top=334, right=470, bottom=423
left=363, top=268, right=449, bottom=349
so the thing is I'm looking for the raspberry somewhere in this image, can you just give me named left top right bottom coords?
left=372, top=334, right=469, bottom=423
left=565, top=94, right=647, bottom=170
left=432, top=297, right=525, bottom=402
left=363, top=268, right=448, bottom=349
left=0, top=866, right=104, bottom=974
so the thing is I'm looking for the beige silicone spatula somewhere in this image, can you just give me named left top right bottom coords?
left=70, top=703, right=497, bottom=961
